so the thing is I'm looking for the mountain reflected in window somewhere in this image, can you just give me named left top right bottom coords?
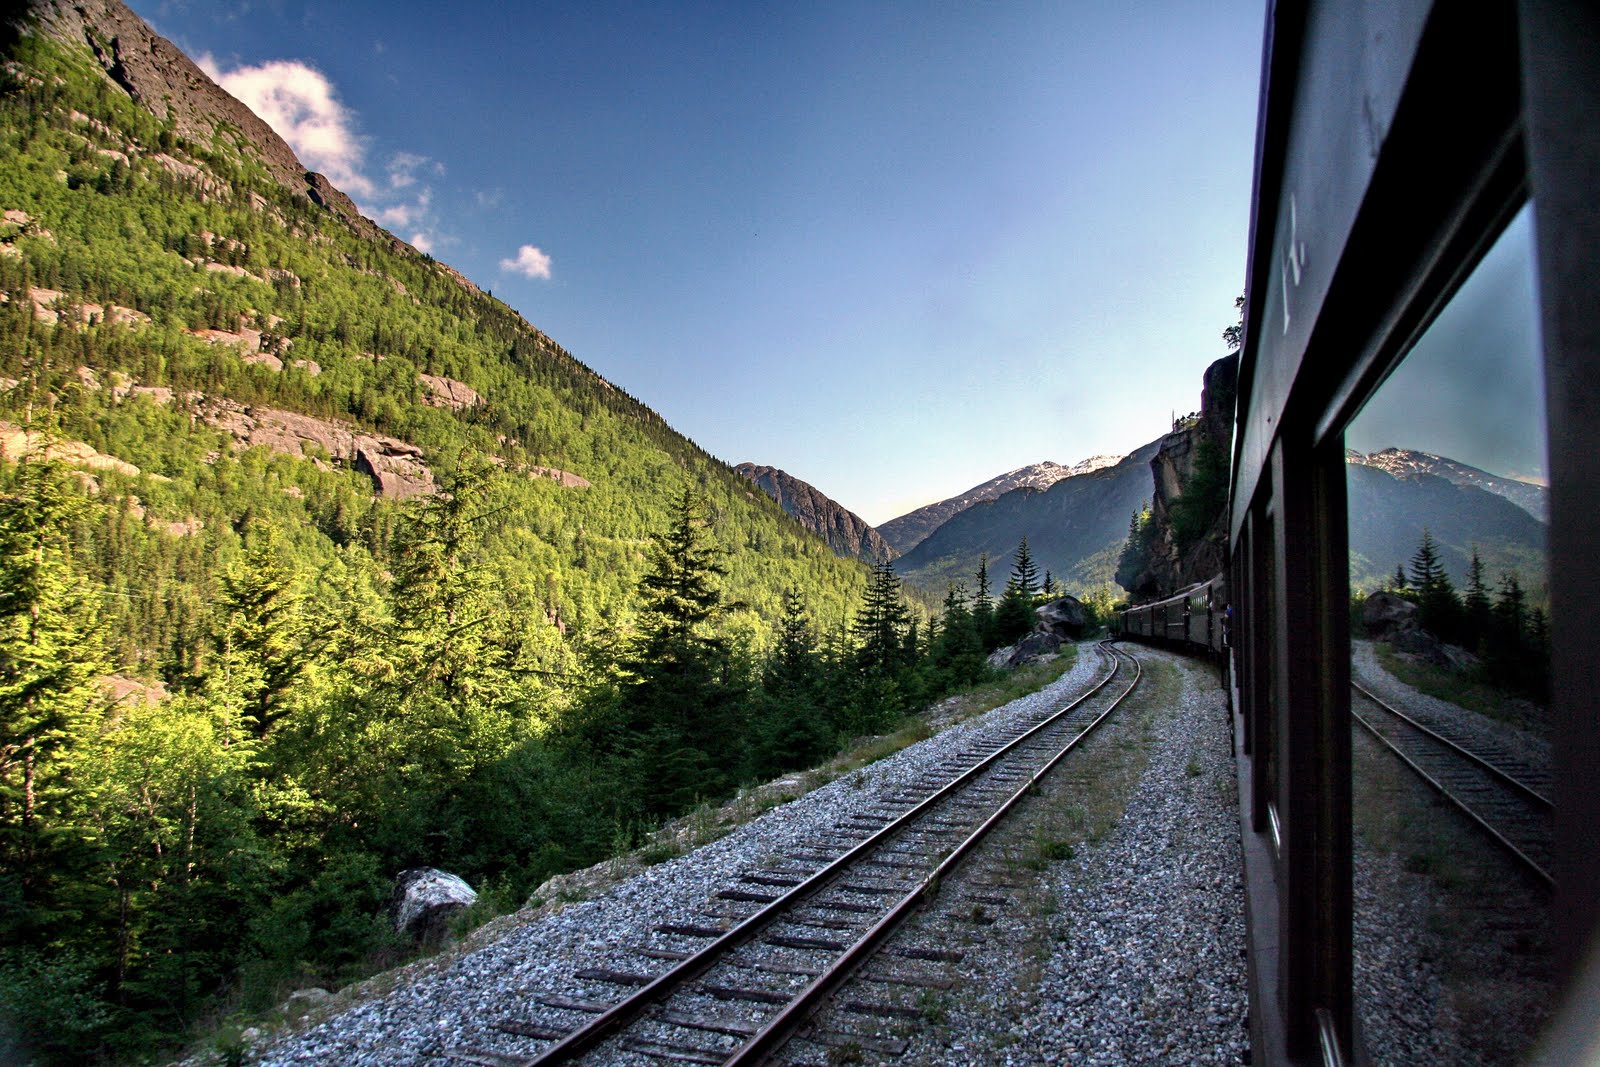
left=1344, top=202, right=1553, bottom=1064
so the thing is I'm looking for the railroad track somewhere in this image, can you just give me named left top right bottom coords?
left=446, top=642, right=1143, bottom=1067
left=1351, top=682, right=1553, bottom=887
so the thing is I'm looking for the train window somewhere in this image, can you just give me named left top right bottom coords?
left=1342, top=203, right=1554, bottom=1062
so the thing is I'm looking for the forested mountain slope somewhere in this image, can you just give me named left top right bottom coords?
left=0, top=2, right=875, bottom=653
left=0, top=5, right=927, bottom=1060
left=1346, top=461, right=1548, bottom=599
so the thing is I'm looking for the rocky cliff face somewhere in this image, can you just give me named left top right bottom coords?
left=735, top=463, right=895, bottom=562
left=878, top=456, right=1122, bottom=554
left=1124, top=353, right=1238, bottom=599
left=11, top=0, right=411, bottom=250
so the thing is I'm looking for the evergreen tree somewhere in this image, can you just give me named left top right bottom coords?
left=1009, top=536, right=1040, bottom=601
left=995, top=537, right=1039, bottom=647
left=932, top=582, right=984, bottom=684
left=617, top=488, right=747, bottom=814
left=1463, top=546, right=1492, bottom=648
left=971, top=554, right=995, bottom=650
left=1115, top=503, right=1156, bottom=593
left=1169, top=438, right=1230, bottom=551
left=753, top=588, right=828, bottom=774
left=210, top=524, right=319, bottom=739
left=1407, top=530, right=1460, bottom=640
left=1486, top=572, right=1530, bottom=692
left=1408, top=529, right=1446, bottom=592
left=0, top=460, right=109, bottom=878
left=851, top=559, right=911, bottom=676
left=1392, top=564, right=1408, bottom=592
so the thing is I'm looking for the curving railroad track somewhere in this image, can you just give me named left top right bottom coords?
left=444, top=642, right=1144, bottom=1066
left=1350, top=682, right=1553, bottom=887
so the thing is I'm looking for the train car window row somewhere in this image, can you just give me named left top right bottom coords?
left=1119, top=1, right=1600, bottom=1063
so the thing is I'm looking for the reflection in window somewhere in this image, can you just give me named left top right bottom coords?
left=1343, top=204, right=1553, bottom=1063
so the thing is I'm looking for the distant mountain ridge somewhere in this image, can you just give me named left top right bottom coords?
left=1346, top=464, right=1547, bottom=598
left=893, top=444, right=1158, bottom=596
left=1347, top=447, right=1547, bottom=523
left=735, top=463, right=896, bottom=562
left=878, top=456, right=1123, bottom=554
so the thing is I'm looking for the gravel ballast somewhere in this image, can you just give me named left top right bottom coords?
left=234, top=645, right=1252, bottom=1065
left=860, top=646, right=1249, bottom=1066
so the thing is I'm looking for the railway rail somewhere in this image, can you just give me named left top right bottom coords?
left=1350, top=683, right=1554, bottom=887
left=445, top=642, right=1143, bottom=1066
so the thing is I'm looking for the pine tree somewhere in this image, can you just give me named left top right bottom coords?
left=971, top=554, right=995, bottom=649
left=932, top=582, right=983, bottom=683
left=211, top=524, right=319, bottom=739
left=0, top=459, right=110, bottom=940
left=618, top=488, right=746, bottom=814
left=753, top=588, right=829, bottom=774
left=1463, top=546, right=1491, bottom=649
left=1115, top=503, right=1156, bottom=593
left=1407, top=530, right=1460, bottom=640
left=1408, top=529, right=1446, bottom=592
left=1009, top=536, right=1040, bottom=602
left=385, top=452, right=508, bottom=702
left=995, top=537, right=1039, bottom=647
left=1486, top=572, right=1530, bottom=693
left=851, top=558, right=911, bottom=676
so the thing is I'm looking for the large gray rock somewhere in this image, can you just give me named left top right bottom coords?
left=1388, top=628, right=1481, bottom=673
left=1035, top=596, right=1089, bottom=639
left=987, top=630, right=1064, bottom=670
left=1363, top=591, right=1420, bottom=635
left=391, top=868, right=476, bottom=941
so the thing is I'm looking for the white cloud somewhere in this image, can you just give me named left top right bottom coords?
left=387, top=151, right=440, bottom=190
left=199, top=55, right=450, bottom=254
left=375, top=188, right=430, bottom=228
left=500, top=244, right=553, bottom=280
left=199, top=53, right=374, bottom=198
left=376, top=203, right=415, bottom=226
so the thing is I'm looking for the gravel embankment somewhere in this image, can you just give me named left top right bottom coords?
left=231, top=645, right=1254, bottom=1066
left=872, top=647, right=1249, bottom=1066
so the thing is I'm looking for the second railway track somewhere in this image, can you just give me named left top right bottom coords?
left=1351, top=682, right=1553, bottom=887
left=446, top=641, right=1144, bottom=1067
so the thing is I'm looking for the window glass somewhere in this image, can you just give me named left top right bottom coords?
left=1343, top=203, right=1553, bottom=1063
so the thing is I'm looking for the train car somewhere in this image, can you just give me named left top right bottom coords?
left=1116, top=575, right=1229, bottom=657
left=1228, top=2, right=1599, bottom=1064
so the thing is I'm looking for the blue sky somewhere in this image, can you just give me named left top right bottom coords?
left=142, top=1, right=1266, bottom=524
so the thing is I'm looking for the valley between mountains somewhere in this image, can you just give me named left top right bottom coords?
left=0, top=2, right=1550, bottom=1063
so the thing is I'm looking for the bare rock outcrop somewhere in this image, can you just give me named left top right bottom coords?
left=11, top=0, right=400, bottom=246
left=1035, top=595, right=1090, bottom=640
left=527, top=465, right=591, bottom=489
left=986, top=595, right=1089, bottom=669
left=735, top=462, right=895, bottom=562
left=0, top=419, right=141, bottom=476
left=418, top=374, right=484, bottom=410
left=1125, top=353, right=1238, bottom=600
left=1362, top=591, right=1419, bottom=636
left=190, top=397, right=435, bottom=500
